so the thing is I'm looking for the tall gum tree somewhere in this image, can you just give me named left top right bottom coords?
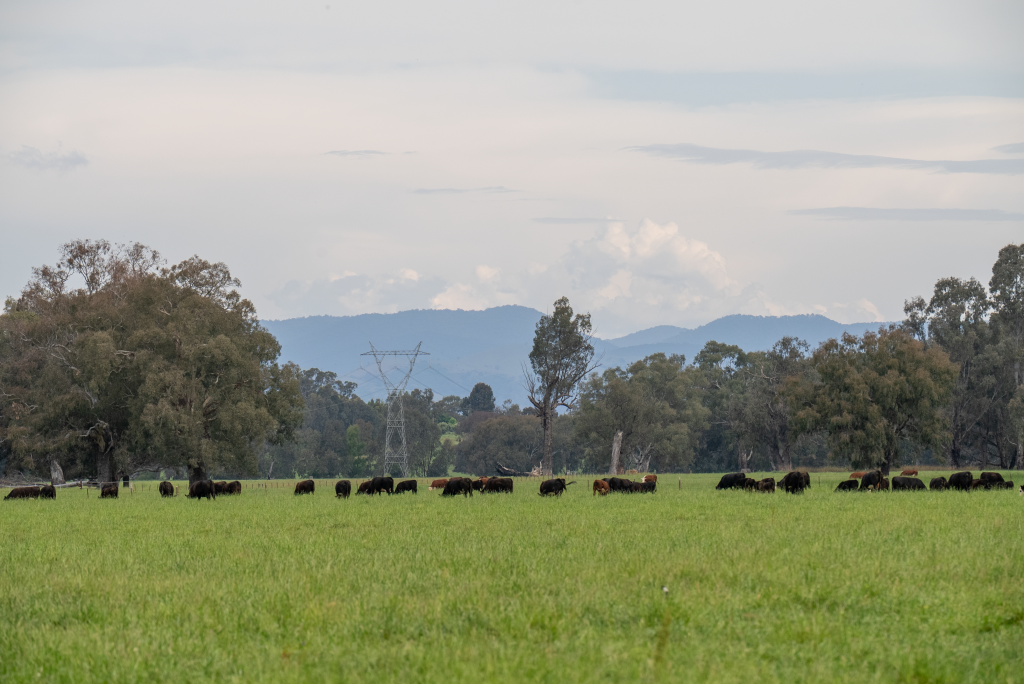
left=524, top=297, right=599, bottom=476
left=0, top=240, right=303, bottom=484
left=989, top=243, right=1024, bottom=468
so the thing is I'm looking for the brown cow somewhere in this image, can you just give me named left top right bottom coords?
left=593, top=479, right=610, bottom=496
left=356, top=480, right=373, bottom=495
left=900, top=469, right=919, bottom=476
left=757, top=478, right=776, bottom=493
left=294, top=479, right=315, bottom=495
left=226, top=481, right=242, bottom=494
left=4, top=486, right=41, bottom=500
left=101, top=484, right=119, bottom=498
left=214, top=481, right=230, bottom=494
left=159, top=481, right=175, bottom=497
left=642, top=474, right=657, bottom=483
left=429, top=479, right=449, bottom=490
left=39, top=485, right=56, bottom=499
left=850, top=472, right=867, bottom=479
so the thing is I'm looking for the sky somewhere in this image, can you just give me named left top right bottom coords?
left=1, top=0, right=1022, bottom=338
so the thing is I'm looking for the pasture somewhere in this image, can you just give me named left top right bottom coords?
left=1, top=472, right=1022, bottom=683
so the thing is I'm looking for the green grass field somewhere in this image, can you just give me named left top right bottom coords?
left=1, top=472, right=1022, bottom=683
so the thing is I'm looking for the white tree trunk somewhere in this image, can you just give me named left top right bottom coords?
left=609, top=430, right=623, bottom=475
left=49, top=457, right=65, bottom=486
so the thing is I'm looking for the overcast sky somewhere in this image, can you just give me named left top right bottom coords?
left=2, top=0, right=1022, bottom=338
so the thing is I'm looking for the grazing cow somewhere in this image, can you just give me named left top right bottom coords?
left=860, top=470, right=884, bottom=491
left=643, top=474, right=657, bottom=483
left=778, top=471, right=806, bottom=494
left=892, top=476, right=926, bottom=491
left=850, top=471, right=867, bottom=479
left=929, top=477, right=948, bottom=491
left=368, top=476, right=394, bottom=496
left=428, top=479, right=448, bottom=491
left=900, top=469, right=919, bottom=476
left=159, top=481, right=175, bottom=497
left=756, top=478, right=776, bottom=493
left=539, top=478, right=575, bottom=496
left=4, top=486, right=41, bottom=500
left=226, top=481, right=241, bottom=495
left=294, top=479, right=315, bottom=495
left=980, top=472, right=1005, bottom=484
left=970, top=479, right=985, bottom=490
left=879, top=478, right=890, bottom=491
left=604, top=477, right=635, bottom=492
left=801, top=472, right=811, bottom=488
left=39, top=484, right=56, bottom=499
left=356, top=480, right=373, bottom=495
left=335, top=480, right=351, bottom=499
left=593, top=479, right=610, bottom=496
left=993, top=480, right=1014, bottom=490
left=395, top=479, right=418, bottom=494
left=483, top=477, right=513, bottom=493
left=187, top=480, right=216, bottom=500
left=716, top=473, right=747, bottom=490
left=441, top=477, right=473, bottom=497
left=638, top=481, right=656, bottom=494
left=948, top=471, right=973, bottom=491
left=743, top=478, right=758, bottom=491
left=471, top=479, right=486, bottom=492
left=835, top=480, right=859, bottom=492
left=101, top=484, right=119, bottom=499
left=214, top=481, right=230, bottom=494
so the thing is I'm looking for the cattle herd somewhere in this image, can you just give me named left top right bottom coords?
left=4, top=470, right=1021, bottom=502
left=713, top=469, right=1017, bottom=494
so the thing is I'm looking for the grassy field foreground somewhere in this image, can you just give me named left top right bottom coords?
left=1, top=472, right=1022, bottom=683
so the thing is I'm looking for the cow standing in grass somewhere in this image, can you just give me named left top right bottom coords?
left=159, top=481, right=175, bottom=497
left=948, top=472, right=973, bottom=491
left=716, top=473, right=746, bottom=490
left=4, top=486, right=41, bottom=500
left=539, top=478, right=575, bottom=496
left=930, top=477, right=948, bottom=491
left=188, top=480, right=216, bottom=500
left=442, top=478, right=473, bottom=497
left=395, top=480, right=418, bottom=494
left=835, top=480, right=858, bottom=492
left=593, top=480, right=610, bottom=496
left=101, top=484, right=119, bottom=499
left=294, top=479, right=315, bottom=495
left=335, top=480, right=351, bottom=499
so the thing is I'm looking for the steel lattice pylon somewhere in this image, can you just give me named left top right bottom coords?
left=361, top=342, right=428, bottom=478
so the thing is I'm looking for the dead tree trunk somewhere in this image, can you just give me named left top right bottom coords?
left=49, top=457, right=66, bottom=486
left=609, top=430, right=623, bottom=475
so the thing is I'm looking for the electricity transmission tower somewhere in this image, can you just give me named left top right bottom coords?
left=361, top=342, right=428, bottom=478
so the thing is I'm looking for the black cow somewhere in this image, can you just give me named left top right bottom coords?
left=638, top=481, right=656, bottom=494
left=757, top=478, right=776, bottom=493
left=835, top=480, right=859, bottom=492
left=606, top=477, right=637, bottom=492
left=101, top=484, right=119, bottom=499
left=716, top=473, right=747, bottom=490
left=948, top=471, right=973, bottom=491
left=159, top=481, right=175, bottom=497
left=892, top=476, right=926, bottom=491
left=442, top=477, right=473, bottom=497
left=356, top=480, right=373, bottom=495
left=39, top=484, right=56, bottom=499
left=368, top=476, right=394, bottom=496
left=335, top=480, right=351, bottom=499
left=214, top=481, right=230, bottom=494
left=188, top=480, right=216, bottom=500
left=539, top=478, right=576, bottom=496
left=294, top=479, right=315, bottom=495
left=395, top=479, right=418, bottom=494
left=483, top=477, right=513, bottom=493
left=778, top=471, right=806, bottom=494
left=980, top=472, right=1005, bottom=484
left=225, top=481, right=241, bottom=495
left=743, top=478, right=758, bottom=491
left=929, top=477, right=948, bottom=491
left=5, top=486, right=41, bottom=500
left=860, top=470, right=884, bottom=491
left=993, top=480, right=1014, bottom=490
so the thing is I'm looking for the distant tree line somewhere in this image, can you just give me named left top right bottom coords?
left=2, top=241, right=1021, bottom=482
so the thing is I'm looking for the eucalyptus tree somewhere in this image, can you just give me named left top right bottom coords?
left=524, top=297, right=599, bottom=476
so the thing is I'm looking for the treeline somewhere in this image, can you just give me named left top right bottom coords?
left=2, top=241, right=1021, bottom=482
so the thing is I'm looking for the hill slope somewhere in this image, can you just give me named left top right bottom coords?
left=263, top=308, right=890, bottom=405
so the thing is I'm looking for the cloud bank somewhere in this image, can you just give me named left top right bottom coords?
left=630, top=143, right=1024, bottom=175
left=791, top=207, right=1024, bottom=221
left=8, top=146, right=89, bottom=171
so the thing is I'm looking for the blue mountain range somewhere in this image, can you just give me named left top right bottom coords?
left=262, top=306, right=891, bottom=405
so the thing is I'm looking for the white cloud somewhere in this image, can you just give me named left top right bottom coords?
left=7, top=145, right=88, bottom=171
